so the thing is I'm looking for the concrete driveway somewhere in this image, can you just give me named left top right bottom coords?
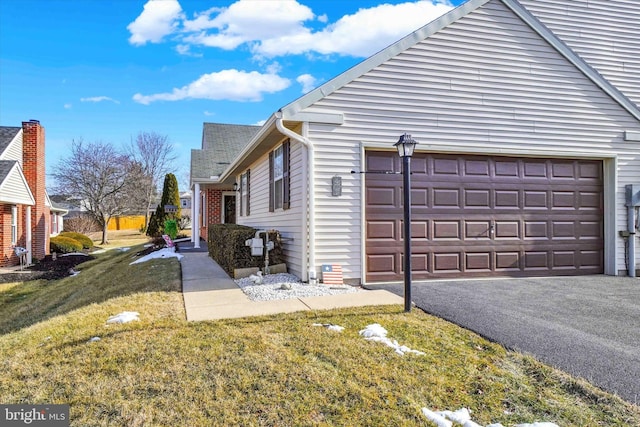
left=371, top=276, right=640, bottom=404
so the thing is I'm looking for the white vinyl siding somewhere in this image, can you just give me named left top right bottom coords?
left=237, top=139, right=305, bottom=278
left=0, top=165, right=35, bottom=206
left=1, top=130, right=23, bottom=163
left=301, top=0, right=640, bottom=279
left=520, top=0, right=640, bottom=109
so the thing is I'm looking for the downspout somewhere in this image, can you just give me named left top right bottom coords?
left=275, top=116, right=315, bottom=282
left=627, top=204, right=636, bottom=277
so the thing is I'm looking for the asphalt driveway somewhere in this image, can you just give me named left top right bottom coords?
left=371, top=275, right=640, bottom=404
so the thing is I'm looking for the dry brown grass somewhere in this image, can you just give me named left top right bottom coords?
left=1, top=245, right=639, bottom=426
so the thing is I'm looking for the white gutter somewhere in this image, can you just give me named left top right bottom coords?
left=275, top=114, right=315, bottom=282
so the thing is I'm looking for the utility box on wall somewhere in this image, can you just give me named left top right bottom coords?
left=625, top=185, right=640, bottom=207
left=246, top=238, right=264, bottom=256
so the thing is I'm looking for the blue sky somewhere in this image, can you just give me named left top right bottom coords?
left=0, top=0, right=463, bottom=189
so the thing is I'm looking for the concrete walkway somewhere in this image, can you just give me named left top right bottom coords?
left=179, top=241, right=403, bottom=321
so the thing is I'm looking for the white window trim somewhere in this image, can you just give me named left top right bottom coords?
left=11, top=205, right=18, bottom=245
left=273, top=145, right=284, bottom=210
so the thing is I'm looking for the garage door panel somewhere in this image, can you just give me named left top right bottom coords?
left=434, top=253, right=462, bottom=272
left=524, top=221, right=548, bottom=239
left=367, top=220, right=396, bottom=240
left=495, top=190, right=520, bottom=208
left=495, top=221, right=519, bottom=239
left=465, top=252, right=492, bottom=271
left=365, top=152, right=603, bottom=281
left=433, top=188, right=460, bottom=207
left=465, top=221, right=491, bottom=239
left=496, top=252, right=521, bottom=270
left=464, top=189, right=491, bottom=207
left=433, top=221, right=461, bottom=239
left=524, top=191, right=548, bottom=208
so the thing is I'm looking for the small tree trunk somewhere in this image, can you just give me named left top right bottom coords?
left=101, top=218, right=109, bottom=244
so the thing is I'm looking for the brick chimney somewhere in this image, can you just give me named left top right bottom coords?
left=22, top=120, right=49, bottom=260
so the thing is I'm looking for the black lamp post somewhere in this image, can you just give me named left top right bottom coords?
left=394, top=133, right=418, bottom=312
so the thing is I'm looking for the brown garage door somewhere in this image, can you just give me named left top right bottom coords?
left=365, top=152, right=603, bottom=282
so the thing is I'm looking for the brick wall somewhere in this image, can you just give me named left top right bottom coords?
left=22, top=120, right=49, bottom=260
left=199, top=188, right=224, bottom=239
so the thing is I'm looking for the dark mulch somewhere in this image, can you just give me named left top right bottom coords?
left=0, top=254, right=95, bottom=283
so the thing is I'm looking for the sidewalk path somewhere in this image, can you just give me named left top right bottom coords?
left=178, top=240, right=403, bottom=321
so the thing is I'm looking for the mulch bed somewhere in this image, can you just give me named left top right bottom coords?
left=0, top=254, right=95, bottom=283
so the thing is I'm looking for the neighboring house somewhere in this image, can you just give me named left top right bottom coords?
left=0, top=120, right=55, bottom=267
left=49, top=197, right=68, bottom=236
left=190, top=123, right=259, bottom=240
left=191, top=0, right=640, bottom=284
left=180, top=191, right=192, bottom=228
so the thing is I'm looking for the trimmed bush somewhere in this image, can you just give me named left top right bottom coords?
left=164, top=220, right=178, bottom=240
left=208, top=224, right=285, bottom=276
left=60, top=231, right=94, bottom=249
left=50, top=236, right=83, bottom=254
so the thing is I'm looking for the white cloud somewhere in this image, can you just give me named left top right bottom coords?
left=203, top=110, right=215, bottom=116
left=132, top=69, right=291, bottom=104
left=256, top=1, right=455, bottom=57
left=181, top=0, right=314, bottom=50
left=128, top=0, right=183, bottom=46
left=296, top=74, right=317, bottom=93
left=128, top=1, right=455, bottom=59
left=64, top=103, right=72, bottom=109
left=80, top=96, right=120, bottom=104
left=254, top=119, right=267, bottom=126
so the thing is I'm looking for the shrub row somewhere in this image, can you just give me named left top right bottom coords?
left=208, top=224, right=284, bottom=276
left=50, top=232, right=93, bottom=254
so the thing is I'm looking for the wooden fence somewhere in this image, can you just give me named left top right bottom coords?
left=107, top=215, right=146, bottom=231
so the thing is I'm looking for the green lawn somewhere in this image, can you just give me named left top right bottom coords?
left=1, top=244, right=638, bottom=426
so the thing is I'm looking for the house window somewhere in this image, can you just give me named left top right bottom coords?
left=269, top=140, right=290, bottom=212
left=181, top=199, right=188, bottom=208
left=240, top=170, right=250, bottom=216
left=11, top=205, right=18, bottom=245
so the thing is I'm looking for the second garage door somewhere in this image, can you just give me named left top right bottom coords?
left=365, top=152, right=604, bottom=282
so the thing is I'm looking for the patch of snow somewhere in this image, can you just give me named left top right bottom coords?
left=106, top=311, right=140, bottom=324
left=69, top=268, right=80, bottom=276
left=61, top=252, right=89, bottom=257
left=118, top=247, right=130, bottom=252
left=91, top=249, right=107, bottom=254
left=437, top=408, right=473, bottom=425
left=249, top=271, right=263, bottom=284
left=130, top=247, right=183, bottom=265
left=312, top=323, right=345, bottom=332
left=88, top=337, right=101, bottom=343
left=422, top=408, right=452, bottom=427
left=422, top=407, right=559, bottom=427
left=235, top=273, right=361, bottom=301
left=359, top=324, right=425, bottom=356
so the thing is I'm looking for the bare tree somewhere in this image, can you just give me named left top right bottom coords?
left=127, top=131, right=177, bottom=228
left=51, top=140, right=142, bottom=244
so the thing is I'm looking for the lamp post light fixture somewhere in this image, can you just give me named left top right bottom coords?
left=394, top=133, right=418, bottom=312
left=233, top=182, right=239, bottom=192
